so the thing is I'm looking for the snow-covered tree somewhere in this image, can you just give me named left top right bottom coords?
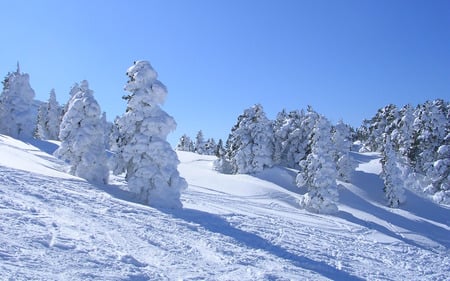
left=380, top=137, right=406, bottom=208
left=110, top=61, right=187, bottom=208
left=204, top=138, right=217, bottom=155
left=391, top=104, right=415, bottom=158
left=426, top=137, right=450, bottom=204
left=36, top=89, right=61, bottom=140
left=273, top=107, right=319, bottom=169
left=195, top=130, right=207, bottom=154
left=362, top=104, right=399, bottom=152
left=297, top=115, right=339, bottom=214
left=176, top=134, right=194, bottom=152
left=0, top=64, right=37, bottom=139
left=410, top=100, right=448, bottom=175
left=332, top=120, right=355, bottom=182
left=219, top=104, right=274, bottom=174
left=101, top=112, right=113, bottom=149
left=54, top=81, right=109, bottom=184
left=215, top=138, right=225, bottom=158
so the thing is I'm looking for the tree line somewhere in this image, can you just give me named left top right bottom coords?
left=1, top=62, right=448, bottom=211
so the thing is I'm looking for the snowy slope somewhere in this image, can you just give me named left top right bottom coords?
left=0, top=135, right=449, bottom=280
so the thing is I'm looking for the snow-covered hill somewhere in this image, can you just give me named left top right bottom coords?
left=1, top=135, right=449, bottom=280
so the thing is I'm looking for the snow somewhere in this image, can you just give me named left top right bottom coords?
left=1, top=135, right=449, bottom=280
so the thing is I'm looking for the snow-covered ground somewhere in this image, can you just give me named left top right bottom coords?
left=0, top=135, right=449, bottom=280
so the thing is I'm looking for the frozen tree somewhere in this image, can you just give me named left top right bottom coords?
left=272, top=109, right=289, bottom=165
left=332, top=120, right=356, bottom=182
left=110, top=60, right=187, bottom=208
left=54, top=81, right=109, bottom=184
left=391, top=104, right=415, bottom=158
left=410, top=100, right=448, bottom=174
left=427, top=137, right=450, bottom=204
left=176, top=134, right=194, bottom=152
left=0, top=64, right=37, bottom=139
left=220, top=104, right=274, bottom=174
left=380, top=137, right=406, bottom=208
left=101, top=112, right=113, bottom=149
left=297, top=115, right=339, bottom=214
left=204, top=138, right=217, bottom=155
left=195, top=130, right=207, bottom=154
left=363, top=104, right=399, bottom=152
left=215, top=138, right=225, bottom=158
left=36, top=89, right=61, bottom=140
left=273, top=107, right=318, bottom=169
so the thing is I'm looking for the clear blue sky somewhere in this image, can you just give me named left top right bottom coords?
left=1, top=0, right=449, bottom=145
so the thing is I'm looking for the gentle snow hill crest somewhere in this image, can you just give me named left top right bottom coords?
left=1, top=135, right=450, bottom=280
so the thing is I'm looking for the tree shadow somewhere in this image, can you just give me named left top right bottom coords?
left=162, top=207, right=363, bottom=281
left=350, top=152, right=379, bottom=164
left=339, top=177, right=450, bottom=249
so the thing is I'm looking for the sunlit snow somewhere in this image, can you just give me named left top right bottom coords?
left=0, top=136, right=449, bottom=280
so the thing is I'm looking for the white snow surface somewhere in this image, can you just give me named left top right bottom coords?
left=1, top=136, right=449, bottom=280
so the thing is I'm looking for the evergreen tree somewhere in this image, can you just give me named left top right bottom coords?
left=101, top=112, right=113, bottom=149
left=215, top=139, right=225, bottom=158
left=110, top=61, right=186, bottom=208
left=297, top=115, right=339, bottom=214
left=222, top=104, right=275, bottom=174
left=54, top=81, right=109, bottom=184
left=332, top=120, right=355, bottom=182
left=365, top=104, right=399, bottom=152
left=426, top=136, right=450, bottom=204
left=380, top=137, right=406, bottom=208
left=0, top=64, right=37, bottom=139
left=176, top=134, right=195, bottom=152
left=195, top=130, right=206, bottom=154
left=391, top=104, right=414, bottom=158
left=204, top=138, right=217, bottom=155
left=272, top=109, right=288, bottom=165
left=36, top=89, right=61, bottom=140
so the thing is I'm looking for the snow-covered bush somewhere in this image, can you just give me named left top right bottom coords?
left=0, top=64, right=37, bottom=139
left=297, top=115, right=339, bottom=214
left=110, top=61, right=187, bottom=208
left=54, top=81, right=109, bottom=184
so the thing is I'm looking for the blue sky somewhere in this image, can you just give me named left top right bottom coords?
left=1, top=0, right=449, bottom=145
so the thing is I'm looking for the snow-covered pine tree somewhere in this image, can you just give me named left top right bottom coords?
left=272, top=109, right=288, bottom=165
left=176, top=134, right=194, bottom=152
left=380, top=137, right=406, bottom=208
left=101, top=112, right=113, bottom=150
left=110, top=60, right=187, bottom=208
left=391, top=104, right=415, bottom=158
left=0, top=64, right=37, bottom=139
left=427, top=135, right=450, bottom=204
left=204, top=138, right=217, bottom=155
left=364, top=104, right=399, bottom=152
left=195, top=130, right=206, bottom=154
left=36, top=89, right=61, bottom=140
left=332, top=120, right=355, bottom=182
left=410, top=100, right=448, bottom=175
left=222, top=104, right=274, bottom=174
left=297, top=115, right=339, bottom=214
left=215, top=139, right=225, bottom=158
left=54, top=81, right=109, bottom=184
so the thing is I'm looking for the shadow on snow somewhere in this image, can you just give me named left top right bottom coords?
left=164, top=207, right=363, bottom=281
left=341, top=170, right=450, bottom=249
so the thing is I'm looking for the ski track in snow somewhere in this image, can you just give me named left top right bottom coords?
left=1, top=138, right=449, bottom=280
